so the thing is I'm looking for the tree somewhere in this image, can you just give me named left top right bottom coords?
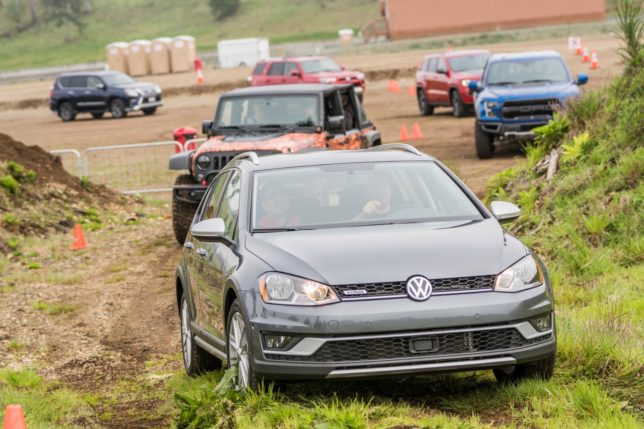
left=43, top=0, right=86, bottom=34
left=208, top=0, right=239, bottom=21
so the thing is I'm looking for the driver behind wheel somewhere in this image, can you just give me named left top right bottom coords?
left=358, top=175, right=393, bottom=218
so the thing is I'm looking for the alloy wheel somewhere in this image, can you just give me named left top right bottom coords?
left=180, top=299, right=192, bottom=368
left=228, top=312, right=250, bottom=389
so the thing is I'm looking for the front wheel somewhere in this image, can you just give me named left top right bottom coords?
left=180, top=293, right=222, bottom=376
left=110, top=99, right=127, bottom=119
left=226, top=300, right=257, bottom=390
left=475, top=124, right=495, bottom=159
left=494, top=352, right=555, bottom=383
left=451, top=91, right=466, bottom=118
left=142, top=107, right=157, bottom=115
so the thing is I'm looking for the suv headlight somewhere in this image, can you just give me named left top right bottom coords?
left=494, top=255, right=543, bottom=293
left=356, top=72, right=365, bottom=80
left=483, top=101, right=499, bottom=117
left=154, top=85, right=162, bottom=94
left=319, top=77, right=337, bottom=84
left=125, top=89, right=140, bottom=97
left=259, top=273, right=340, bottom=306
left=196, top=155, right=210, bottom=170
left=461, top=79, right=471, bottom=87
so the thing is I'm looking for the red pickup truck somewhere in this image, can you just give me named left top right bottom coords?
left=248, top=56, right=366, bottom=99
left=415, top=49, right=490, bottom=117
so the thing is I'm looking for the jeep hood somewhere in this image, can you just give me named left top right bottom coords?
left=245, top=219, right=527, bottom=285
left=482, top=82, right=579, bottom=101
left=195, top=133, right=325, bottom=157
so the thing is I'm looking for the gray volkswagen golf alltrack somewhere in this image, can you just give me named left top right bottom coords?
left=174, top=144, right=555, bottom=389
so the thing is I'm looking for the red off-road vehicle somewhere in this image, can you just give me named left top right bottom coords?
left=169, top=83, right=381, bottom=244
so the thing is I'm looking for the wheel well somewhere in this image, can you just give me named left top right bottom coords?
left=224, top=287, right=238, bottom=328
left=373, top=139, right=382, bottom=146
left=176, top=277, right=184, bottom=313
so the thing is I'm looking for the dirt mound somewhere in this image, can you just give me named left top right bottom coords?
left=365, top=67, right=417, bottom=81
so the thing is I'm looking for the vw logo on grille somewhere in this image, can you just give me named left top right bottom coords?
left=406, top=276, right=432, bottom=301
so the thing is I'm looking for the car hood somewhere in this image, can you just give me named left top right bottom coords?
left=481, top=81, right=579, bottom=101
left=316, top=70, right=363, bottom=81
left=195, top=133, right=325, bottom=155
left=450, top=70, right=483, bottom=80
left=245, top=219, right=527, bottom=285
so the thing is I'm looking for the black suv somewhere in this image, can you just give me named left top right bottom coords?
left=49, top=71, right=163, bottom=122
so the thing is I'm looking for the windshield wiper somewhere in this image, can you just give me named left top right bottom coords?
left=489, top=81, right=518, bottom=86
left=294, top=120, right=315, bottom=127
left=257, top=124, right=287, bottom=129
left=522, top=79, right=553, bottom=84
left=253, top=227, right=310, bottom=232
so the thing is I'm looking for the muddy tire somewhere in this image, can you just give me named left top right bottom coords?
left=110, top=99, right=127, bottom=119
left=58, top=102, right=76, bottom=122
left=91, top=112, right=104, bottom=119
left=226, top=300, right=258, bottom=390
left=180, top=293, right=222, bottom=376
left=142, top=107, right=157, bottom=115
left=417, top=89, right=434, bottom=116
left=172, top=174, right=198, bottom=245
left=475, top=124, right=495, bottom=159
left=494, top=352, right=555, bottom=383
left=451, top=90, right=466, bottom=118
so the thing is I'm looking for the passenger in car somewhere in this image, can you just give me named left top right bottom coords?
left=257, top=183, right=301, bottom=228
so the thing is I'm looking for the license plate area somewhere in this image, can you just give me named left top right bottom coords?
left=147, top=96, right=156, bottom=102
left=410, top=337, right=438, bottom=354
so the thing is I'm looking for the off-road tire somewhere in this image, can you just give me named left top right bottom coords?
left=226, top=300, right=258, bottom=390
left=142, top=107, right=157, bottom=115
left=91, top=112, right=104, bottom=119
left=417, top=89, right=434, bottom=116
left=494, top=352, right=555, bottom=384
left=451, top=90, right=466, bottom=118
left=180, top=293, right=222, bottom=376
left=58, top=102, right=76, bottom=122
left=110, top=99, right=127, bottom=119
left=172, top=174, right=198, bottom=245
left=475, top=124, right=495, bottom=159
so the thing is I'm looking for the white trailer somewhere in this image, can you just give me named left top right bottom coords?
left=217, top=38, right=270, bottom=68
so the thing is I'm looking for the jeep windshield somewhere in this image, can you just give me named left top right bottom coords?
left=102, top=72, right=137, bottom=86
left=251, top=162, right=483, bottom=231
left=300, top=58, right=342, bottom=73
left=448, top=53, right=489, bottom=72
left=486, top=58, right=570, bottom=86
left=215, top=95, right=321, bottom=130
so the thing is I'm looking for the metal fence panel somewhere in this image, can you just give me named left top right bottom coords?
left=49, top=149, right=82, bottom=177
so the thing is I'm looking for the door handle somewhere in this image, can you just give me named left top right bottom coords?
left=196, top=248, right=208, bottom=257
left=184, top=242, right=194, bottom=250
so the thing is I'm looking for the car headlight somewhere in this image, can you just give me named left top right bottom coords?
left=259, top=273, right=340, bottom=306
left=461, top=79, right=471, bottom=87
left=356, top=72, right=365, bottom=80
left=154, top=85, right=162, bottom=94
left=125, top=89, right=140, bottom=97
left=196, top=155, right=210, bottom=170
left=319, top=77, right=337, bottom=84
left=494, top=255, right=543, bottom=293
left=483, top=101, right=499, bottom=117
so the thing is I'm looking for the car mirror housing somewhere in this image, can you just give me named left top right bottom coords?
left=191, top=218, right=226, bottom=242
left=96, top=83, right=106, bottom=90
left=490, top=201, right=521, bottom=223
left=202, top=120, right=213, bottom=136
left=577, top=73, right=588, bottom=85
left=289, top=69, right=301, bottom=77
left=328, top=115, right=346, bottom=133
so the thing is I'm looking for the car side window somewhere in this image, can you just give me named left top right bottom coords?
left=268, top=62, right=284, bottom=75
left=68, top=76, right=87, bottom=88
left=87, top=76, right=102, bottom=88
left=427, top=58, right=437, bottom=73
left=252, top=62, right=266, bottom=75
left=421, top=59, right=430, bottom=72
left=283, top=62, right=299, bottom=75
left=200, top=172, right=230, bottom=221
left=216, top=170, right=241, bottom=240
left=436, top=58, right=447, bottom=74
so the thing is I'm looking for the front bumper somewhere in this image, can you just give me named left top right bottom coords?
left=173, top=183, right=208, bottom=205
left=127, top=94, right=163, bottom=112
left=245, top=284, right=555, bottom=380
left=477, top=119, right=550, bottom=139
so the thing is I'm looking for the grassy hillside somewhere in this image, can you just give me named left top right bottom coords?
left=0, top=0, right=379, bottom=71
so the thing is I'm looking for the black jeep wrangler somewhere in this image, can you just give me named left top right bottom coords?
left=169, top=83, right=381, bottom=244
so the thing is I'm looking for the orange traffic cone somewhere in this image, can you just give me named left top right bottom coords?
left=3, top=405, right=27, bottom=429
left=590, top=51, right=599, bottom=69
left=400, top=125, right=410, bottom=141
left=70, top=224, right=87, bottom=250
left=196, top=69, right=204, bottom=84
left=386, top=80, right=395, bottom=92
left=582, top=47, right=590, bottom=63
left=407, top=85, right=415, bottom=96
left=411, top=123, right=424, bottom=140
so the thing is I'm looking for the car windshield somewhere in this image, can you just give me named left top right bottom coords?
left=486, top=58, right=570, bottom=85
left=216, top=95, right=320, bottom=128
left=252, top=161, right=483, bottom=231
left=300, top=58, right=342, bottom=74
left=448, top=53, right=489, bottom=72
left=102, top=73, right=136, bottom=86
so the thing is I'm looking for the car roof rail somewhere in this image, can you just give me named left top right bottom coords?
left=230, top=151, right=260, bottom=165
left=367, top=143, right=422, bottom=156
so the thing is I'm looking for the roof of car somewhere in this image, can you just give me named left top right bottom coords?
left=488, top=50, right=563, bottom=62
left=222, top=84, right=351, bottom=97
left=423, top=49, right=490, bottom=59
left=228, top=145, right=436, bottom=172
left=259, top=56, right=329, bottom=63
left=56, top=71, right=124, bottom=78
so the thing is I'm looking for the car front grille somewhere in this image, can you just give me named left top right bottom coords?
left=201, top=150, right=278, bottom=176
left=501, top=98, right=560, bottom=119
left=333, top=275, right=495, bottom=300
left=265, top=328, right=552, bottom=363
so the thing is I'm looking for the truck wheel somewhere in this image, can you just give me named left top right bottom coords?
left=172, top=174, right=198, bottom=244
left=58, top=102, right=76, bottom=122
left=110, top=99, right=127, bottom=119
left=475, top=124, right=495, bottom=159
left=451, top=91, right=466, bottom=118
left=142, top=107, right=157, bottom=115
left=91, top=112, right=104, bottom=119
left=417, top=89, right=434, bottom=116
left=494, top=352, right=555, bottom=384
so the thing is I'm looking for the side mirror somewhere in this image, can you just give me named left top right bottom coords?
left=191, top=218, right=226, bottom=242
left=490, top=201, right=521, bottom=223
left=96, top=83, right=106, bottom=90
left=289, top=69, right=301, bottom=77
left=576, top=73, right=588, bottom=86
left=436, top=68, right=447, bottom=75
left=202, top=120, right=213, bottom=136
left=327, top=115, right=346, bottom=133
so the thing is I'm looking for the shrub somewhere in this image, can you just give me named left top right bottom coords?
left=208, top=0, right=240, bottom=21
left=0, top=175, right=19, bottom=194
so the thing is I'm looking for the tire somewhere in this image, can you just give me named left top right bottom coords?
left=226, top=300, right=258, bottom=390
left=475, top=123, right=495, bottom=159
left=172, top=174, right=198, bottom=245
left=180, top=293, right=222, bottom=376
left=58, top=102, right=76, bottom=122
left=142, top=107, right=157, bottom=115
left=494, top=352, right=555, bottom=384
left=417, top=89, right=434, bottom=116
left=451, top=90, right=466, bottom=118
left=91, top=112, right=104, bottom=119
left=110, top=99, right=127, bottom=119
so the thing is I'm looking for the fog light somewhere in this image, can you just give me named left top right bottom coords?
left=531, top=314, right=552, bottom=332
left=263, top=334, right=293, bottom=350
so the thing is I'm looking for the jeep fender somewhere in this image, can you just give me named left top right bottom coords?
left=364, top=129, right=382, bottom=147
left=169, top=150, right=194, bottom=171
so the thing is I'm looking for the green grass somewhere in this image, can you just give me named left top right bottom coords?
left=32, top=301, right=77, bottom=315
left=0, top=0, right=380, bottom=71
